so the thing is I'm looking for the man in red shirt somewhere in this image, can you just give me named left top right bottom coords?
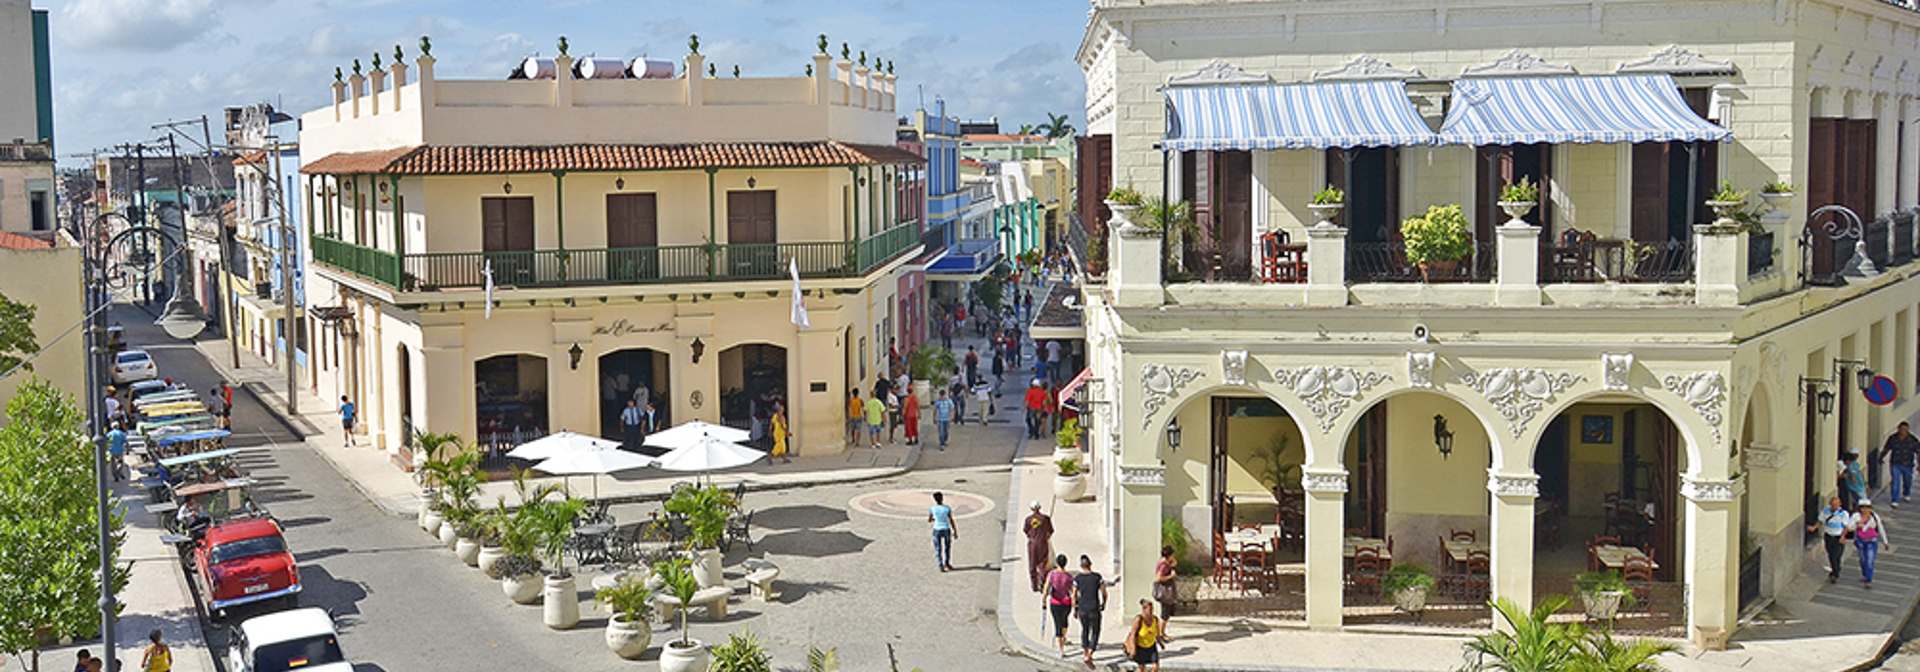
left=1024, top=379, right=1049, bottom=440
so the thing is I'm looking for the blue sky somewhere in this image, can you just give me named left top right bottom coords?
left=42, top=0, right=1091, bottom=164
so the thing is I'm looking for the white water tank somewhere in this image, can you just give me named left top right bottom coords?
left=520, top=57, right=557, bottom=80
left=630, top=57, right=675, bottom=79
left=576, top=57, right=628, bottom=79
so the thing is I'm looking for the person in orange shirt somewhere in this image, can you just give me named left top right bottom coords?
left=847, top=391, right=864, bottom=447
left=901, top=389, right=921, bottom=446
left=1024, top=379, right=1050, bottom=440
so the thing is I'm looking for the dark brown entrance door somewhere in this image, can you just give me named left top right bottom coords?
left=482, top=196, right=535, bottom=284
left=727, top=191, right=778, bottom=277
left=606, top=193, right=659, bottom=280
left=1214, top=151, right=1253, bottom=281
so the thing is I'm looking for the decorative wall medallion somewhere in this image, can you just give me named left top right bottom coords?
left=1462, top=49, right=1577, bottom=77
left=1141, top=363, right=1204, bottom=430
left=1222, top=350, right=1248, bottom=385
left=1273, top=365, right=1390, bottom=432
left=1117, top=464, right=1166, bottom=487
left=1663, top=371, right=1726, bottom=444
left=1601, top=353, right=1633, bottom=391
left=1300, top=469, right=1349, bottom=493
left=1487, top=472, right=1540, bottom=498
left=1744, top=442, right=1786, bottom=471
left=1311, top=54, right=1425, bottom=81
left=1615, top=45, right=1738, bottom=76
left=1408, top=351, right=1436, bottom=388
left=1459, top=368, right=1584, bottom=438
left=1167, top=59, right=1271, bottom=87
left=690, top=389, right=704, bottom=409
left=1680, top=475, right=1741, bottom=503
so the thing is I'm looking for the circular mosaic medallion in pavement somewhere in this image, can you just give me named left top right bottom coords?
left=850, top=489, right=996, bottom=520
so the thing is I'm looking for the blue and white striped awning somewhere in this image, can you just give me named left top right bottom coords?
left=1163, top=80, right=1436, bottom=151
left=1437, top=74, right=1731, bottom=146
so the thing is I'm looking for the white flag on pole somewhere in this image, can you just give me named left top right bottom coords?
left=789, top=257, right=809, bottom=329
left=482, top=260, right=495, bottom=319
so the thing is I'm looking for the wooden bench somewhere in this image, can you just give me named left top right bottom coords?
left=743, top=561, right=780, bottom=601
left=655, top=585, right=731, bottom=621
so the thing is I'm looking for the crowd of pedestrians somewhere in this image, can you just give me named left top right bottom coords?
left=1808, top=421, right=1918, bottom=589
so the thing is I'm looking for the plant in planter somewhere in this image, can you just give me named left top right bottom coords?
left=1141, top=197, right=1198, bottom=277
left=656, top=558, right=711, bottom=672
left=525, top=491, right=588, bottom=629
left=430, top=450, right=486, bottom=549
left=1575, top=570, right=1636, bottom=621
left=664, top=484, right=738, bottom=587
left=475, top=502, right=512, bottom=578
left=1381, top=563, right=1436, bottom=615
left=709, top=628, right=774, bottom=672
left=1308, top=184, right=1346, bottom=227
left=1051, top=417, right=1083, bottom=463
left=595, top=574, right=656, bottom=659
left=413, top=431, right=464, bottom=532
left=1053, top=457, right=1088, bottom=502
left=1087, top=234, right=1108, bottom=276
left=1759, top=181, right=1797, bottom=211
left=1401, top=204, right=1473, bottom=282
left=495, top=514, right=545, bottom=604
left=1252, top=433, right=1297, bottom=500
left=1497, top=176, right=1539, bottom=224
left=1106, top=187, right=1145, bottom=206
left=907, top=345, right=957, bottom=403
left=1706, top=179, right=1749, bottom=222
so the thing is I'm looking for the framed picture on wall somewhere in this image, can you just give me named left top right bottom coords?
left=1580, top=415, right=1613, bottom=444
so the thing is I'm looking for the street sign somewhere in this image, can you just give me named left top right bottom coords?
left=1865, top=375, right=1898, bottom=406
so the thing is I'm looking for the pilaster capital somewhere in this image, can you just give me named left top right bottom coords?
left=1487, top=471, right=1540, bottom=498
left=1300, top=468, right=1349, bottom=493
left=1681, top=474, right=1742, bottom=503
left=1117, top=464, right=1165, bottom=488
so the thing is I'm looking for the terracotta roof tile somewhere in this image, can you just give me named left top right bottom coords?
left=233, top=151, right=268, bottom=166
left=0, top=231, right=55, bottom=250
left=301, top=142, right=923, bottom=176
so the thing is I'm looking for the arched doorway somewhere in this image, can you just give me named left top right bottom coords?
left=597, top=348, right=670, bottom=443
left=396, top=344, right=414, bottom=449
left=719, top=343, right=787, bottom=444
left=475, top=354, right=549, bottom=449
left=1341, top=390, right=1494, bottom=625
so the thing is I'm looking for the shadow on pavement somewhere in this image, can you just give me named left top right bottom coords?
left=293, top=565, right=370, bottom=627
left=276, top=516, right=331, bottom=529
left=755, top=529, right=871, bottom=558
left=752, top=504, right=850, bottom=530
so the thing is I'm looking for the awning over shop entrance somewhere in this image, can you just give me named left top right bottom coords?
left=1436, top=74, right=1731, bottom=146
left=1163, top=80, right=1436, bottom=151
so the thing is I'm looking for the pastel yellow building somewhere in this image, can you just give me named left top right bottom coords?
left=0, top=230, right=83, bottom=407
left=1076, top=0, right=1920, bottom=649
left=297, top=38, right=921, bottom=461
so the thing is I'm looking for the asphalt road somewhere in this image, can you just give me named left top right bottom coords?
left=119, top=304, right=1054, bottom=672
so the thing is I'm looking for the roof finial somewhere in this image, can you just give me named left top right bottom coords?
left=732, top=65, right=740, bottom=78
left=372, top=52, right=382, bottom=69
left=707, top=62, right=716, bottom=78
left=394, top=44, right=404, bottom=65
left=352, top=58, right=362, bottom=76
left=688, top=34, right=700, bottom=55
left=419, top=35, right=432, bottom=57
left=557, top=36, right=569, bottom=56
left=858, top=50, right=867, bottom=67
left=817, top=34, right=828, bottom=55
left=841, top=43, right=850, bottom=61
left=805, top=64, right=813, bottom=76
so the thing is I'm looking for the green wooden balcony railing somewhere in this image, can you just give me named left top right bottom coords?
left=309, top=221, right=921, bottom=291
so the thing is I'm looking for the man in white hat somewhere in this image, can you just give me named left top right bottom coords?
left=1024, top=500, right=1054, bottom=592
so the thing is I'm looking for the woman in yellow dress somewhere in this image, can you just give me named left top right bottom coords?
left=770, top=403, right=791, bottom=463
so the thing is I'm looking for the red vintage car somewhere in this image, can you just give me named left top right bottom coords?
left=192, top=517, right=300, bottom=617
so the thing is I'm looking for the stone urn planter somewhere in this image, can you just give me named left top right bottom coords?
left=477, top=545, right=506, bottom=578
left=1705, top=199, right=1745, bottom=224
left=438, top=520, right=460, bottom=549
left=660, top=638, right=709, bottom=672
left=913, top=379, right=932, bottom=408
left=420, top=506, right=443, bottom=535
left=1306, top=202, right=1345, bottom=228
left=1760, top=191, right=1794, bottom=211
left=501, top=572, right=542, bottom=605
left=1053, top=471, right=1088, bottom=502
left=1581, top=590, right=1626, bottom=621
left=1051, top=445, right=1082, bottom=465
left=1391, top=585, right=1430, bottom=614
left=544, top=574, right=581, bottom=629
left=1174, top=575, right=1203, bottom=606
left=605, top=613, right=652, bottom=660
left=689, top=548, right=724, bottom=589
left=455, top=537, right=481, bottom=567
left=1105, top=200, right=1143, bottom=230
left=1496, top=201, right=1537, bottom=226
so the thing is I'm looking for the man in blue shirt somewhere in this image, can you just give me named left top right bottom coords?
left=928, top=491, right=956, bottom=572
left=932, top=390, right=956, bottom=449
left=105, top=422, right=128, bottom=482
left=339, top=396, right=357, bottom=447
left=620, top=400, right=646, bottom=449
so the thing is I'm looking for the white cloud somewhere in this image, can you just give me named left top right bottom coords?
left=467, top=32, right=537, bottom=79
left=58, top=0, right=219, bottom=52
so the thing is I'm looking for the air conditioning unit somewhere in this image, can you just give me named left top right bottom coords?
left=254, top=283, right=273, bottom=300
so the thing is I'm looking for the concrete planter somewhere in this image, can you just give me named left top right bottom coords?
left=501, top=573, right=542, bottom=604
left=438, top=521, right=460, bottom=549
left=1051, top=446, right=1081, bottom=465
left=420, top=508, right=443, bottom=535
left=1497, top=201, right=1537, bottom=226
left=690, top=548, right=723, bottom=589
left=477, top=546, right=505, bottom=578
left=544, top=574, right=581, bottom=629
left=455, top=537, right=481, bottom=566
left=605, top=613, right=652, bottom=660
left=913, top=380, right=932, bottom=408
left=1391, top=585, right=1429, bottom=614
left=1174, top=576, right=1203, bottom=605
left=1053, top=473, right=1087, bottom=502
left=660, top=638, right=709, bottom=672
left=1306, top=202, right=1344, bottom=227
left=1105, top=201, right=1142, bottom=231
left=1581, top=590, right=1626, bottom=621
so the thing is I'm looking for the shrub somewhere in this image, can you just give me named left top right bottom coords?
left=1106, top=187, right=1145, bottom=206
left=594, top=574, right=654, bottom=622
left=665, top=485, right=737, bottom=551
left=1312, top=184, right=1345, bottom=205
left=1055, top=457, right=1081, bottom=477
left=1401, top=204, right=1473, bottom=265
left=710, top=628, right=774, bottom=672
left=1710, top=179, right=1749, bottom=204
left=1381, top=563, right=1436, bottom=597
left=1499, top=176, right=1539, bottom=203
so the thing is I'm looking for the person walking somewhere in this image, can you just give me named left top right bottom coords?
left=1046, top=554, right=1076, bottom=658
left=1810, top=495, right=1852, bottom=583
left=338, top=396, right=356, bottom=447
left=620, top=399, right=646, bottom=449
left=972, top=377, right=994, bottom=426
left=1025, top=379, right=1050, bottom=440
left=929, top=491, right=955, bottom=572
left=885, top=387, right=902, bottom=445
left=1843, top=451, right=1869, bottom=511
left=141, top=629, right=171, bottom=672
left=864, top=393, right=886, bottom=450
left=1073, top=555, right=1108, bottom=668
left=106, top=422, right=128, bottom=482
left=1124, top=599, right=1170, bottom=672
left=964, top=346, right=980, bottom=384
left=992, top=349, right=1007, bottom=394
left=1153, top=545, right=1179, bottom=617
left=933, top=389, right=956, bottom=449
left=1853, top=500, right=1893, bottom=588
left=847, top=391, right=865, bottom=447
left=902, top=388, right=921, bottom=446
left=770, top=403, right=791, bottom=463
left=1024, top=501, right=1054, bottom=592
left=1886, top=422, right=1919, bottom=508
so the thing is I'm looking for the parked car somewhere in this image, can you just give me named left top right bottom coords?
left=226, top=607, right=349, bottom=672
left=126, top=379, right=170, bottom=401
left=111, top=349, right=158, bottom=384
left=192, top=517, right=299, bottom=618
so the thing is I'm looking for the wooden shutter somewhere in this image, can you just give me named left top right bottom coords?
left=504, top=198, right=534, bottom=250
left=606, top=193, right=658, bottom=249
left=1077, top=135, right=1113, bottom=233
left=1215, top=150, right=1253, bottom=280
left=726, top=191, right=777, bottom=244
left=1631, top=143, right=1670, bottom=242
left=1808, top=118, right=1839, bottom=276
left=1847, top=119, right=1878, bottom=221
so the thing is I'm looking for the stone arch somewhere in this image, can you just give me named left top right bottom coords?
left=1149, top=382, right=1319, bottom=537
left=1331, top=385, right=1508, bottom=470
left=1739, top=383, right=1775, bottom=449
left=1527, top=387, right=1710, bottom=477
left=1147, top=381, right=1323, bottom=460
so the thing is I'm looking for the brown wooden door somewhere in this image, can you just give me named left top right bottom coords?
left=1650, top=414, right=1680, bottom=581
left=482, top=197, right=535, bottom=251
left=1215, top=150, right=1253, bottom=281
left=726, top=191, right=778, bottom=277
left=1808, top=118, right=1840, bottom=277
left=1210, top=398, right=1231, bottom=534
left=1077, top=135, right=1114, bottom=234
left=1364, top=404, right=1388, bottom=537
left=1631, top=143, right=1670, bottom=242
left=606, top=193, right=658, bottom=248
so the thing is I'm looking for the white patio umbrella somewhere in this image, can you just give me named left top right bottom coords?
left=654, top=432, right=765, bottom=473
left=643, top=420, right=750, bottom=449
left=505, top=431, right=621, bottom=461
left=534, top=449, right=657, bottom=500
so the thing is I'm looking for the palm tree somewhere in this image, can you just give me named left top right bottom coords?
left=1016, top=123, right=1037, bottom=135
left=1461, top=597, right=1576, bottom=672
left=1570, top=630, right=1677, bottom=672
left=1035, top=112, right=1075, bottom=139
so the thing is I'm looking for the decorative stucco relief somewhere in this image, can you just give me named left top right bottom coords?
left=1615, top=45, right=1737, bottom=76
left=1743, top=442, right=1786, bottom=472
left=1462, top=49, right=1577, bottom=77
left=1408, top=352, right=1436, bottom=388
left=1117, top=464, right=1166, bottom=487
left=1459, top=368, right=1584, bottom=438
left=1311, top=55, right=1425, bottom=81
left=1167, top=59, right=1270, bottom=86
left=1487, top=472, right=1540, bottom=498
left=1300, top=469, right=1349, bottom=493
left=1141, top=363, right=1204, bottom=430
left=1273, top=365, right=1390, bottom=433
left=1222, top=350, right=1248, bottom=385
left=1680, top=475, right=1741, bottom=503
left=1602, top=353, right=1633, bottom=391
left=1663, top=371, right=1726, bottom=444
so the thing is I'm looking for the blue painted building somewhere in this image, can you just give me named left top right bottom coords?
left=907, top=101, right=1000, bottom=296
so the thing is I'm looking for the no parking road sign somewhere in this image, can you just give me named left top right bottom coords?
left=1865, top=375, right=1899, bottom=406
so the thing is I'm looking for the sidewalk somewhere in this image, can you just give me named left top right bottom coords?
left=995, top=400, right=1920, bottom=669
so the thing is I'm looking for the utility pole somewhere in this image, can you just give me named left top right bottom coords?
left=274, top=136, right=298, bottom=415
left=157, top=116, right=241, bottom=370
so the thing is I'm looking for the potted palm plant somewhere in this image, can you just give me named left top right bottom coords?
left=1051, top=417, right=1083, bottom=464
left=665, top=485, right=737, bottom=588
left=1381, top=563, right=1436, bottom=614
left=1401, top=204, right=1473, bottom=282
left=1575, top=570, right=1635, bottom=621
left=1053, top=457, right=1088, bottom=502
left=1308, top=184, right=1345, bottom=227
left=1142, top=197, right=1198, bottom=280
left=656, top=558, right=711, bottom=672
left=529, top=493, right=589, bottom=629
left=475, top=502, right=511, bottom=578
left=1496, top=176, right=1539, bottom=225
left=1706, top=180, right=1749, bottom=223
left=908, top=345, right=956, bottom=407
left=595, top=574, right=655, bottom=659
left=709, top=628, right=773, bottom=672
left=496, top=509, right=545, bottom=605
left=413, top=431, right=463, bottom=533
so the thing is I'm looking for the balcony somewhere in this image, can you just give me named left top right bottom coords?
left=0, top=140, right=52, bottom=162
left=310, top=222, right=921, bottom=292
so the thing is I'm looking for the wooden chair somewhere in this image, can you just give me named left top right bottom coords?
left=1260, top=231, right=1309, bottom=283
left=1211, top=531, right=1236, bottom=588
left=1348, top=548, right=1384, bottom=597
left=1551, top=228, right=1598, bottom=282
left=1450, top=529, right=1477, bottom=543
left=1463, top=552, right=1492, bottom=602
left=1236, top=544, right=1272, bottom=593
left=1438, top=534, right=1457, bottom=574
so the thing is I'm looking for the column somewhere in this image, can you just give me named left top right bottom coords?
left=1694, top=221, right=1746, bottom=307
left=1901, top=97, right=1918, bottom=209
left=812, top=53, right=833, bottom=106
left=1495, top=224, right=1541, bottom=306
left=796, top=321, right=843, bottom=453
left=1301, top=468, right=1348, bottom=629
left=684, top=53, right=706, bottom=107
left=550, top=309, right=594, bottom=435
left=1305, top=224, right=1347, bottom=307
left=349, top=70, right=365, bottom=119
left=1116, top=464, right=1165, bottom=613
left=1487, top=470, right=1539, bottom=618
left=417, top=317, right=466, bottom=439
left=1682, top=475, right=1741, bottom=650
left=1877, top=93, right=1897, bottom=216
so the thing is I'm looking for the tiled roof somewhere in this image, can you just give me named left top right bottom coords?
left=301, top=142, right=925, bottom=176
left=0, top=231, right=56, bottom=250
left=1032, top=282, right=1082, bottom=329
left=233, top=151, right=268, bottom=166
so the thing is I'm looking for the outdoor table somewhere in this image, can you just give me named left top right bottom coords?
left=573, top=523, right=614, bottom=565
left=1592, top=545, right=1657, bottom=570
left=1223, top=525, right=1281, bottom=553
left=1342, top=537, right=1391, bottom=561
